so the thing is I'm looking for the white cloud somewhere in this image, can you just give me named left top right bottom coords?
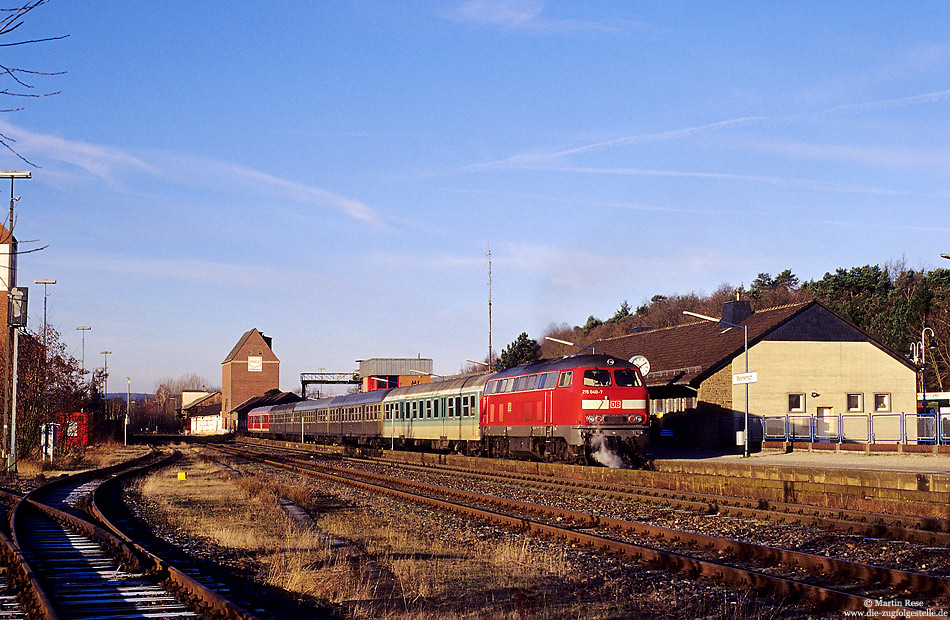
left=0, top=119, right=156, bottom=187
left=821, top=88, right=950, bottom=115
left=0, top=120, right=384, bottom=226
left=447, top=0, right=623, bottom=33
left=455, top=0, right=544, bottom=27
left=460, top=116, right=766, bottom=172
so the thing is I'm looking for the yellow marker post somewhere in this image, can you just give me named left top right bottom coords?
left=177, top=472, right=187, bottom=481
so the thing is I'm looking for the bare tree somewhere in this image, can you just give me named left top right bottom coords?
left=0, top=1, right=66, bottom=164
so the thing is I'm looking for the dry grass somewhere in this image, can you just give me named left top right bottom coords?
left=17, top=441, right=151, bottom=477
left=136, top=450, right=803, bottom=620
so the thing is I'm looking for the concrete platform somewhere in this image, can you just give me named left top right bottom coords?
left=650, top=446, right=950, bottom=475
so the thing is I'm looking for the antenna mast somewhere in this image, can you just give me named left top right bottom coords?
left=486, top=244, right=492, bottom=368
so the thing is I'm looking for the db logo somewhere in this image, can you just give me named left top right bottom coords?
left=610, top=400, right=621, bottom=409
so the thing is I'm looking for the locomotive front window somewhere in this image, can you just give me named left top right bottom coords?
left=614, top=369, right=642, bottom=387
left=583, top=369, right=612, bottom=387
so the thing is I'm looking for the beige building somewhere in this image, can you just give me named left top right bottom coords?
left=596, top=300, right=917, bottom=449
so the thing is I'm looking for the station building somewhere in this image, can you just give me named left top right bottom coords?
left=595, top=300, right=917, bottom=449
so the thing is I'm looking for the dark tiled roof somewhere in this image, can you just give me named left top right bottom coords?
left=181, top=391, right=219, bottom=411
left=223, top=328, right=274, bottom=363
left=594, top=300, right=909, bottom=387
left=230, top=389, right=300, bottom=415
left=188, top=402, right=223, bottom=418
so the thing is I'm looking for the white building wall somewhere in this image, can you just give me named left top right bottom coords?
left=190, top=414, right=223, bottom=435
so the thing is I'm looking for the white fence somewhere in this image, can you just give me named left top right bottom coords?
left=761, top=412, right=950, bottom=444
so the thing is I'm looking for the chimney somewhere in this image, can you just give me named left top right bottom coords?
left=721, top=300, right=753, bottom=325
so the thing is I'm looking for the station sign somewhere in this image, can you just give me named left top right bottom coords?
left=732, top=371, right=758, bottom=385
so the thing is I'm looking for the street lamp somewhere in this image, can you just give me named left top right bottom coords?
left=100, top=350, right=111, bottom=411
left=126, top=377, right=131, bottom=446
left=34, top=280, right=55, bottom=425
left=683, top=310, right=752, bottom=458
left=75, top=326, right=91, bottom=383
left=910, top=327, right=937, bottom=417
left=545, top=336, right=595, bottom=354
left=466, top=359, right=500, bottom=370
left=34, top=280, right=55, bottom=348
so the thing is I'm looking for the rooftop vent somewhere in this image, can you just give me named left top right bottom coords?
left=721, top=300, right=753, bottom=325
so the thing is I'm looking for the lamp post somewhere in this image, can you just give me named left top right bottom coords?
left=75, top=326, right=91, bottom=386
left=684, top=310, right=751, bottom=458
left=126, top=377, right=130, bottom=446
left=544, top=336, right=595, bottom=354
left=911, top=327, right=937, bottom=417
left=33, top=280, right=55, bottom=348
left=100, top=350, right=111, bottom=414
left=34, top=280, right=55, bottom=427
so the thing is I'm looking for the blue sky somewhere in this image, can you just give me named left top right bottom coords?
left=2, top=1, right=949, bottom=393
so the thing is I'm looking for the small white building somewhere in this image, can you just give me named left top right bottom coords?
left=182, top=391, right=225, bottom=435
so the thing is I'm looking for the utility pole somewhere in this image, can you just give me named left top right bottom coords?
left=0, top=171, right=30, bottom=465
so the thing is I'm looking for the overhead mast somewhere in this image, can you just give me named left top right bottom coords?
left=486, top=244, right=492, bottom=370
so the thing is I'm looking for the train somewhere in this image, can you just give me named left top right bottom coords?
left=246, top=354, right=650, bottom=465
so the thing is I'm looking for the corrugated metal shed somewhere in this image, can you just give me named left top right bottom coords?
left=359, top=358, right=433, bottom=376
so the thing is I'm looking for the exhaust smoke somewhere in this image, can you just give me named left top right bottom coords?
left=590, top=433, right=625, bottom=469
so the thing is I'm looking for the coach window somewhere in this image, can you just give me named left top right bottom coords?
left=426, top=400, right=433, bottom=419
left=447, top=399, right=455, bottom=417
left=434, top=400, right=441, bottom=418
left=583, top=369, right=612, bottom=387
left=558, top=371, right=573, bottom=388
left=469, top=395, right=476, bottom=416
left=462, top=397, right=471, bottom=417
left=788, top=393, right=805, bottom=413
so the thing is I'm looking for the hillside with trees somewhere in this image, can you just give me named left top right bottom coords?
left=504, top=262, right=950, bottom=395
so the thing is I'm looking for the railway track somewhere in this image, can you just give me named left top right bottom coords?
left=237, top=439, right=950, bottom=547
left=1, top=450, right=261, bottom=620
left=215, top=442, right=950, bottom=618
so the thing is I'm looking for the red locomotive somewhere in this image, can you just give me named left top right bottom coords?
left=481, top=354, right=648, bottom=464
left=247, top=354, right=650, bottom=466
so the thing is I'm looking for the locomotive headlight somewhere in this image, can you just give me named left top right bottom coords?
left=628, top=414, right=644, bottom=424
left=586, top=415, right=604, bottom=424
